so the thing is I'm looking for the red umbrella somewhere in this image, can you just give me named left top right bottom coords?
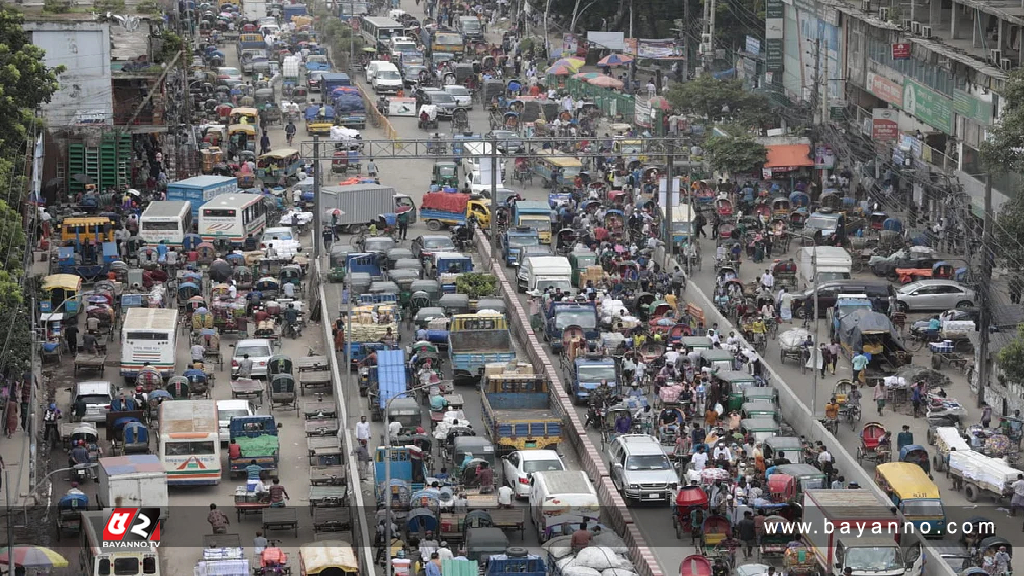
left=587, top=76, right=624, bottom=89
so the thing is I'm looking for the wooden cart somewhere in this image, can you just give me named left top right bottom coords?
left=74, top=353, right=107, bottom=375
left=233, top=486, right=270, bottom=521
left=261, top=507, right=298, bottom=537
left=308, top=485, right=348, bottom=512
left=305, top=418, right=340, bottom=437
left=307, top=436, right=343, bottom=466
left=298, top=369, right=332, bottom=396
left=301, top=397, right=338, bottom=419
left=297, top=355, right=330, bottom=371
left=230, top=378, right=264, bottom=405
left=313, top=506, right=352, bottom=533
left=310, top=465, right=347, bottom=486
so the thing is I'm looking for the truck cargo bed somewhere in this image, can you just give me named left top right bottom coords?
left=448, top=331, right=513, bottom=352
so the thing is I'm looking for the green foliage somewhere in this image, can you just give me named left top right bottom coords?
left=0, top=270, right=30, bottom=372
left=455, top=273, right=497, bottom=299
left=42, top=0, right=72, bottom=13
left=981, top=68, right=1024, bottom=173
left=703, top=125, right=767, bottom=174
left=992, top=194, right=1024, bottom=269
left=157, top=32, right=185, bottom=63
left=0, top=7, right=64, bottom=157
left=94, top=0, right=126, bottom=11
left=664, top=77, right=775, bottom=132
left=998, top=324, right=1024, bottom=386
left=135, top=0, right=160, bottom=14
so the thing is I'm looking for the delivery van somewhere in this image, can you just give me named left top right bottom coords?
left=529, top=470, right=599, bottom=541
left=518, top=255, right=572, bottom=295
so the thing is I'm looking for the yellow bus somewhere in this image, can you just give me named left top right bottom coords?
left=60, top=217, right=115, bottom=243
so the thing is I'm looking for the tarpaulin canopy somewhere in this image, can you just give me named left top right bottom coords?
left=764, top=144, right=814, bottom=168
left=421, top=191, right=469, bottom=213
left=838, top=309, right=900, bottom=351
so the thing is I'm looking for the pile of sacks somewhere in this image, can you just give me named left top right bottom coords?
left=543, top=532, right=639, bottom=576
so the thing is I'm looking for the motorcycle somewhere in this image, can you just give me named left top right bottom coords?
left=285, top=320, right=302, bottom=339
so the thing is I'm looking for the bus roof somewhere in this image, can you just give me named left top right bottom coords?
left=123, top=307, right=178, bottom=331
left=200, top=194, right=264, bottom=209
left=540, top=155, right=583, bottom=167
left=361, top=16, right=403, bottom=27
left=61, top=216, right=113, bottom=226
left=160, top=399, right=217, bottom=433
left=141, top=201, right=191, bottom=219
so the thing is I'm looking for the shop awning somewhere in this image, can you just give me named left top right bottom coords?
left=764, top=144, right=815, bottom=169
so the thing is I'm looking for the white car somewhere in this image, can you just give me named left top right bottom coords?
left=261, top=226, right=303, bottom=259
left=502, top=450, right=566, bottom=498
left=217, top=399, right=256, bottom=443
left=216, top=66, right=243, bottom=84
left=231, top=339, right=275, bottom=378
left=444, top=85, right=473, bottom=109
left=895, top=280, right=976, bottom=312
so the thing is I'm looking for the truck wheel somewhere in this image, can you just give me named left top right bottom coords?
left=964, top=484, right=979, bottom=502
left=426, top=220, right=442, bottom=231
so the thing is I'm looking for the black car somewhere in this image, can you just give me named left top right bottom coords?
left=791, top=280, right=896, bottom=318
left=414, top=88, right=457, bottom=117
left=411, top=235, right=457, bottom=261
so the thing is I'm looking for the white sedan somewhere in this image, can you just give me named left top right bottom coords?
left=502, top=450, right=566, bottom=498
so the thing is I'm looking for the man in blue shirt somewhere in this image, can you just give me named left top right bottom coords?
left=927, top=315, right=941, bottom=334
left=851, top=351, right=869, bottom=383
left=429, top=393, right=448, bottom=412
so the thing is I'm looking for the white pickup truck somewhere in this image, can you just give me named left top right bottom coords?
left=261, top=226, right=303, bottom=259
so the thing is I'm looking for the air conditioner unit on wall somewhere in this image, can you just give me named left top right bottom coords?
left=921, top=25, right=932, bottom=37
left=861, top=0, right=871, bottom=11
left=990, top=48, right=1002, bottom=63
left=878, top=7, right=889, bottom=20
left=901, top=18, right=913, bottom=30
left=911, top=21, right=921, bottom=34
left=1002, top=58, right=1013, bottom=70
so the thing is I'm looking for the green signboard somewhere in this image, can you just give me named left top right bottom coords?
left=766, top=0, right=784, bottom=19
left=953, top=89, right=994, bottom=125
left=902, top=79, right=953, bottom=134
left=766, top=39, right=784, bottom=72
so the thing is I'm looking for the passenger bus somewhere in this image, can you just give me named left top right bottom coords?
left=359, top=16, right=404, bottom=48
left=139, top=200, right=193, bottom=246
left=159, top=399, right=221, bottom=486
left=197, top=193, right=267, bottom=243
left=120, top=307, right=178, bottom=382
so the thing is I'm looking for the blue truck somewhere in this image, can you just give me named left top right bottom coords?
left=448, top=313, right=515, bottom=386
left=320, top=73, right=352, bottom=100
left=433, top=253, right=473, bottom=293
left=282, top=3, right=307, bottom=20
left=545, top=301, right=599, bottom=352
left=368, top=349, right=406, bottom=421
left=501, top=227, right=541, bottom=267
left=166, top=176, right=238, bottom=218
left=374, top=445, right=430, bottom=499
left=512, top=201, right=554, bottom=244
left=568, top=356, right=619, bottom=404
left=228, top=415, right=279, bottom=478
left=331, top=86, right=367, bottom=129
left=480, top=371, right=562, bottom=455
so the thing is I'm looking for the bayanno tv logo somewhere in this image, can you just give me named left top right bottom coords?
left=102, top=508, right=162, bottom=548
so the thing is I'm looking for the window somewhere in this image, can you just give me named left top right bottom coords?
left=522, top=459, right=564, bottom=473
left=113, top=558, right=140, bottom=575
left=203, top=209, right=236, bottom=218
left=142, top=221, right=180, bottom=231
left=165, top=441, right=215, bottom=456
left=126, top=331, right=168, bottom=341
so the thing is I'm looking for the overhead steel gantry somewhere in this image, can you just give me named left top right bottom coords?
left=296, top=136, right=699, bottom=258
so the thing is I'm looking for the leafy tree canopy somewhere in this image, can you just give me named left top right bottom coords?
left=703, top=124, right=767, bottom=174
left=0, top=7, right=63, bottom=157
left=981, top=67, right=1024, bottom=173
left=664, top=77, right=774, bottom=132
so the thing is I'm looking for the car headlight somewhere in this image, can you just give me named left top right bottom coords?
left=629, top=484, right=639, bottom=490
left=669, top=482, right=678, bottom=490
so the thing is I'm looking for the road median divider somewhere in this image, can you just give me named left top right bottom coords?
left=474, top=230, right=663, bottom=576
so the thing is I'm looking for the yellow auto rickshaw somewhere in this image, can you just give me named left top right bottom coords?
left=59, top=216, right=116, bottom=244
left=613, top=138, right=646, bottom=166
left=532, top=154, right=583, bottom=189
left=229, top=107, right=259, bottom=125
left=256, top=148, right=303, bottom=180
left=299, top=540, right=358, bottom=575
left=229, top=124, right=257, bottom=153
left=40, top=274, right=83, bottom=317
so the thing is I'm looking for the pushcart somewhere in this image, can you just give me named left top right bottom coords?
left=305, top=418, right=340, bottom=437
left=262, top=507, right=299, bottom=537
left=308, top=436, right=343, bottom=466
left=310, top=465, right=347, bottom=486
left=309, top=485, right=348, bottom=512
left=230, top=378, right=264, bottom=405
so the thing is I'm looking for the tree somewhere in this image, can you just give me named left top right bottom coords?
left=998, top=325, right=1024, bottom=386
left=0, top=7, right=63, bottom=157
left=664, top=76, right=775, bottom=132
left=980, top=68, right=1024, bottom=173
left=703, top=125, right=767, bottom=174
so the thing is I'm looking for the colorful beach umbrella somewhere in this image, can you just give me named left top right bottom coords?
left=0, top=546, right=70, bottom=568
left=598, top=53, right=634, bottom=67
left=551, top=58, right=583, bottom=71
left=587, top=75, right=624, bottom=89
left=546, top=64, right=574, bottom=76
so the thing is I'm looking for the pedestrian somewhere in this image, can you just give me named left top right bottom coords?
left=366, top=158, right=378, bottom=178
left=851, top=350, right=869, bottom=383
left=207, top=503, right=230, bottom=534
left=65, top=322, right=79, bottom=354
left=896, top=425, right=913, bottom=451
left=818, top=343, right=829, bottom=377
left=873, top=382, right=886, bottom=416
left=353, top=442, right=372, bottom=480
left=259, top=133, right=271, bottom=155
left=43, top=403, right=61, bottom=447
left=4, top=398, right=17, bottom=438
left=910, top=381, right=923, bottom=417
left=237, top=354, right=253, bottom=380
left=737, top=510, right=757, bottom=560
left=356, top=415, right=371, bottom=444
left=397, top=210, right=409, bottom=240
left=827, top=339, right=841, bottom=374
left=1011, top=474, right=1024, bottom=516
left=982, top=403, right=993, bottom=428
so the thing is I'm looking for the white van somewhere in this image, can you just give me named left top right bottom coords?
left=365, top=60, right=391, bottom=83
left=216, top=399, right=256, bottom=443
left=529, top=470, right=600, bottom=540
left=795, top=246, right=853, bottom=288
left=517, top=256, right=572, bottom=294
left=372, top=62, right=403, bottom=93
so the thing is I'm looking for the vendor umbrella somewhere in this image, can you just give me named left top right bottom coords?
left=597, top=53, right=634, bottom=67
left=648, top=95, right=673, bottom=111
left=587, top=75, right=624, bottom=89
left=572, top=72, right=601, bottom=80
left=551, top=58, right=583, bottom=71
left=546, top=64, right=574, bottom=76
left=0, top=546, right=70, bottom=568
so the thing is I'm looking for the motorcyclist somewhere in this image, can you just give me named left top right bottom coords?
left=285, top=120, right=296, bottom=145
left=283, top=304, right=300, bottom=338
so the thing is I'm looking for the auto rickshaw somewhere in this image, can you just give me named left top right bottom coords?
left=229, top=106, right=259, bottom=125
left=55, top=490, right=88, bottom=541
left=292, top=85, right=308, bottom=104
left=298, top=540, right=358, bottom=575
left=328, top=243, right=355, bottom=283
left=432, top=160, right=458, bottom=187
left=899, top=444, right=931, bottom=475
left=40, top=274, right=83, bottom=317
left=228, top=123, right=257, bottom=153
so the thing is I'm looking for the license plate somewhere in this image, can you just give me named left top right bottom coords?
left=645, top=493, right=662, bottom=500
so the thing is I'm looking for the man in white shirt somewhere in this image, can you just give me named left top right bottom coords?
left=356, top=416, right=371, bottom=444
left=388, top=419, right=402, bottom=439
left=497, top=484, right=514, bottom=508
left=817, top=447, right=833, bottom=466
left=436, top=543, right=454, bottom=562
left=691, top=447, right=709, bottom=471
left=282, top=282, right=296, bottom=299
left=760, top=270, right=775, bottom=290
left=713, top=443, right=733, bottom=463
left=1011, top=473, right=1024, bottom=515
left=725, top=332, right=741, bottom=347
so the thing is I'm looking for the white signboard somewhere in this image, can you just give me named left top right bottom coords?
left=388, top=97, right=417, bottom=116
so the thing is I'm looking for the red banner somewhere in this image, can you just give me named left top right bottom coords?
left=891, top=43, right=911, bottom=60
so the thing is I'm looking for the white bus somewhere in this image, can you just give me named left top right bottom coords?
left=197, top=193, right=267, bottom=243
left=360, top=16, right=404, bottom=47
left=120, top=307, right=178, bottom=382
left=139, top=200, right=192, bottom=246
left=159, top=399, right=222, bottom=486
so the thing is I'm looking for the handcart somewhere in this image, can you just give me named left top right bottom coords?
left=308, top=436, right=343, bottom=466
left=74, top=353, right=107, bottom=376
left=299, top=368, right=332, bottom=396
left=305, top=418, right=340, bottom=437
left=229, top=378, right=264, bottom=405
left=301, top=396, right=338, bottom=419
left=309, top=485, right=348, bottom=512
left=313, top=506, right=353, bottom=534
left=233, top=485, right=270, bottom=520
left=310, top=465, right=347, bottom=486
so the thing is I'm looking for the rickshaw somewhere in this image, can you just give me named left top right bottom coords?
left=136, top=365, right=163, bottom=393
left=431, top=160, right=459, bottom=187
left=176, top=281, right=202, bottom=309
left=772, top=259, right=797, bottom=288
left=328, top=243, right=354, bottom=283
left=856, top=422, right=891, bottom=464
left=268, top=373, right=298, bottom=413
left=268, top=354, right=293, bottom=377
left=698, top=514, right=733, bottom=557
left=513, top=157, right=532, bottom=185
left=679, top=555, right=713, bottom=576
left=555, top=229, right=577, bottom=255
left=229, top=107, right=259, bottom=125
left=40, top=274, right=83, bottom=317
left=770, top=197, right=791, bottom=217
left=976, top=537, right=1012, bottom=571
left=868, top=211, right=889, bottom=231
left=760, top=514, right=798, bottom=558
left=715, top=198, right=734, bottom=219
left=228, top=123, right=257, bottom=153
left=899, top=444, right=930, bottom=474
left=55, top=490, right=88, bottom=540
left=452, top=108, right=470, bottom=132
left=601, top=403, right=637, bottom=447
left=68, top=424, right=101, bottom=460
left=672, top=485, right=710, bottom=540
left=418, top=104, right=439, bottom=130
left=182, top=366, right=211, bottom=398
left=165, top=375, right=191, bottom=399
left=111, top=417, right=150, bottom=455
left=299, top=540, right=358, bottom=575
left=279, top=264, right=303, bottom=295
left=255, top=276, right=281, bottom=299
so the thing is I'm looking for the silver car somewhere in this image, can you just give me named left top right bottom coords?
left=895, top=280, right=976, bottom=312
left=444, top=85, right=473, bottom=109
left=606, top=434, right=678, bottom=504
